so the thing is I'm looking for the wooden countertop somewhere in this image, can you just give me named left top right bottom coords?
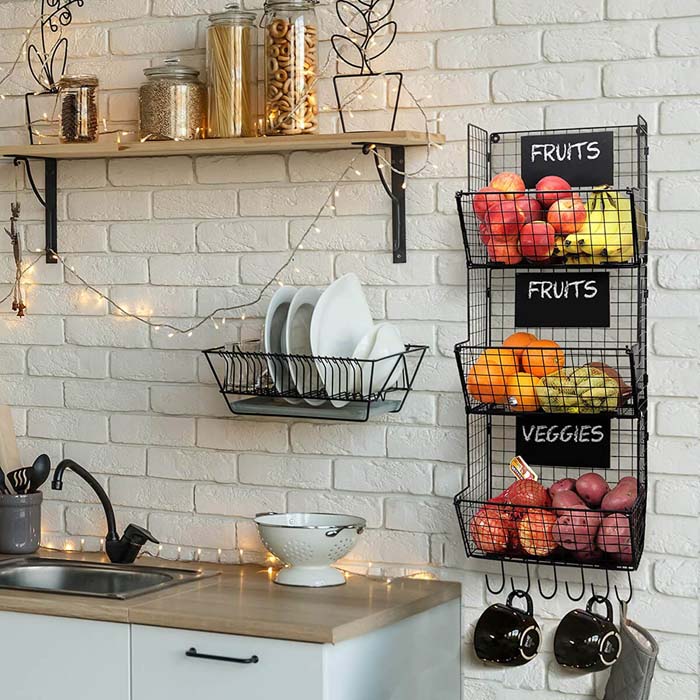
left=0, top=551, right=459, bottom=644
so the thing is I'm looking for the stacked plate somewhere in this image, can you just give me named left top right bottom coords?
left=263, top=274, right=405, bottom=407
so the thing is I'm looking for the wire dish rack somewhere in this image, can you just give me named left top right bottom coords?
left=455, top=343, right=643, bottom=418
left=456, top=187, right=646, bottom=269
left=454, top=414, right=646, bottom=572
left=203, top=344, right=428, bottom=421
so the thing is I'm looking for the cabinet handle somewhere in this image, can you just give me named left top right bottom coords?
left=186, top=647, right=259, bottom=664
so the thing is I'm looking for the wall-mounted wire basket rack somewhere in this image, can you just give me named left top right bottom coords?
left=453, top=117, right=649, bottom=578
left=203, top=344, right=427, bottom=422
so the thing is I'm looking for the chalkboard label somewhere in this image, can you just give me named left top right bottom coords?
left=516, top=415, right=611, bottom=469
left=515, top=272, right=610, bottom=328
left=521, top=131, right=614, bottom=188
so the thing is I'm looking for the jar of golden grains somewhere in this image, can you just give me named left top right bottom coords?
left=263, top=0, right=319, bottom=136
left=206, top=3, right=258, bottom=138
left=58, top=75, right=99, bottom=144
left=139, top=58, right=207, bottom=141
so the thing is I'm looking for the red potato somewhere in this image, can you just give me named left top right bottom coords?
left=573, top=545, right=603, bottom=564
left=596, top=513, right=632, bottom=556
left=575, top=472, right=611, bottom=508
left=552, top=489, right=587, bottom=515
left=601, top=477, right=638, bottom=511
left=552, top=510, right=603, bottom=551
left=549, top=478, right=577, bottom=499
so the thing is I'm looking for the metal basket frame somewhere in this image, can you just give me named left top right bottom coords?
left=453, top=117, right=649, bottom=574
left=203, top=344, right=428, bottom=422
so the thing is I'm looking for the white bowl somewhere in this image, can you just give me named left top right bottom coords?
left=352, top=322, right=405, bottom=396
left=255, top=512, right=366, bottom=588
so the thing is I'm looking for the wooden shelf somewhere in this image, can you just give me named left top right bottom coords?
left=3, top=130, right=443, bottom=160
left=5, top=130, right=444, bottom=264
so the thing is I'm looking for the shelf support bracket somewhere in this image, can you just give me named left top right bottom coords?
left=359, top=143, right=407, bottom=264
left=12, top=156, right=57, bottom=264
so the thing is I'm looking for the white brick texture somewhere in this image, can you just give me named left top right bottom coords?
left=0, top=4, right=698, bottom=699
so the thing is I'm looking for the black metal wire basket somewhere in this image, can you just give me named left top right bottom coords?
left=454, top=414, right=646, bottom=572
left=453, top=117, right=648, bottom=577
left=458, top=119, right=648, bottom=270
left=455, top=342, right=643, bottom=418
left=203, top=344, right=427, bottom=422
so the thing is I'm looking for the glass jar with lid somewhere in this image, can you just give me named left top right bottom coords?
left=139, top=58, right=207, bottom=142
left=58, top=75, right=99, bottom=144
left=207, top=3, right=258, bottom=138
left=263, top=0, right=319, bottom=136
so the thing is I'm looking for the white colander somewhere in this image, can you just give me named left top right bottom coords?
left=255, top=512, right=366, bottom=587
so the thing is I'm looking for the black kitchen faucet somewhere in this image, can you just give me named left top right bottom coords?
left=52, top=459, right=159, bottom=564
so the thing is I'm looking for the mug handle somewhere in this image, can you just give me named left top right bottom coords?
left=506, top=589, right=534, bottom=617
left=586, top=594, right=613, bottom=622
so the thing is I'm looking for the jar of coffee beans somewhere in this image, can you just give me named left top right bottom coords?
left=263, top=0, right=319, bottom=136
left=139, top=58, right=207, bottom=141
left=58, top=75, right=99, bottom=144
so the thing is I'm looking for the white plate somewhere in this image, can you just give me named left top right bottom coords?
left=285, top=287, right=325, bottom=407
left=310, top=274, right=374, bottom=408
left=264, top=286, right=301, bottom=403
left=353, top=322, right=405, bottom=396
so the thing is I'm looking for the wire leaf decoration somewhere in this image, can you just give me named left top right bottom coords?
left=28, top=0, right=85, bottom=91
left=332, top=0, right=396, bottom=75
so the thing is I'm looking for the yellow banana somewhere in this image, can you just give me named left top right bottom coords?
left=573, top=192, right=605, bottom=253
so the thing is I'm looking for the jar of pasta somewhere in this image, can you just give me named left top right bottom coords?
left=206, top=3, right=258, bottom=138
left=263, top=0, right=319, bottom=136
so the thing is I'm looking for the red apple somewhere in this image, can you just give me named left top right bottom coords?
left=519, top=221, right=556, bottom=261
left=547, top=195, right=587, bottom=234
left=517, top=195, right=544, bottom=225
left=486, top=199, right=526, bottom=237
left=473, top=186, right=503, bottom=222
left=489, top=172, right=526, bottom=199
left=486, top=239, right=523, bottom=264
left=536, top=176, right=572, bottom=208
left=479, top=222, right=492, bottom=245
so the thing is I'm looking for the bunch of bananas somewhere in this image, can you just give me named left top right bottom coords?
left=536, top=365, right=620, bottom=414
left=563, top=186, right=638, bottom=264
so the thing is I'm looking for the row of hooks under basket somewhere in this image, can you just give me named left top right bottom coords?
left=486, top=560, right=633, bottom=604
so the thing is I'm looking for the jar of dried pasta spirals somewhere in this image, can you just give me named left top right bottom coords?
left=263, top=0, right=319, bottom=136
left=58, top=75, right=99, bottom=144
left=139, top=58, right=206, bottom=142
left=207, top=3, right=258, bottom=138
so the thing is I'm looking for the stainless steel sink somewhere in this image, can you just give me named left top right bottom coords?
left=0, top=557, right=217, bottom=600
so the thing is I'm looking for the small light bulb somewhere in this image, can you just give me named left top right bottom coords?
left=241, top=314, right=246, bottom=321
left=187, top=331, right=192, bottom=337
left=168, top=333, right=174, bottom=338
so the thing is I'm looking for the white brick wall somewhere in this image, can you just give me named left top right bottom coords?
left=0, top=2, right=698, bottom=698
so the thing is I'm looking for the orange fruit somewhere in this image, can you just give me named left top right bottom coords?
left=467, top=350, right=517, bottom=405
left=506, top=372, right=542, bottom=412
left=502, top=332, right=539, bottom=364
left=522, top=339, right=565, bottom=378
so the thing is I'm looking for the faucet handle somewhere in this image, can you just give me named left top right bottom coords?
left=123, top=524, right=159, bottom=546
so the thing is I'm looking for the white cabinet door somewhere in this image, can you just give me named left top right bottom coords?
left=131, top=625, right=324, bottom=700
left=0, top=611, right=130, bottom=700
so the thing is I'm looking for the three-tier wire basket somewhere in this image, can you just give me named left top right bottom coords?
left=453, top=117, right=649, bottom=573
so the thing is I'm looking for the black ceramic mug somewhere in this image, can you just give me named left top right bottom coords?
left=474, top=590, right=541, bottom=666
left=555, top=595, right=622, bottom=672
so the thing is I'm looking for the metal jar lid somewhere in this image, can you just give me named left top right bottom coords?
left=58, top=74, right=99, bottom=89
left=143, top=57, right=201, bottom=81
left=209, top=2, right=257, bottom=25
left=264, top=0, right=319, bottom=9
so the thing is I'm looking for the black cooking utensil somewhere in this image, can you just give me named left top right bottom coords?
left=29, top=454, right=51, bottom=493
left=7, top=467, right=31, bottom=495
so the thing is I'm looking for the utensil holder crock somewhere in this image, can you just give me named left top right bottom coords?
left=0, top=492, right=42, bottom=554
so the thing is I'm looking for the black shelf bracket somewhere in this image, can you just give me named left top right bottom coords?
left=11, top=156, right=57, bottom=264
left=357, top=142, right=407, bottom=264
